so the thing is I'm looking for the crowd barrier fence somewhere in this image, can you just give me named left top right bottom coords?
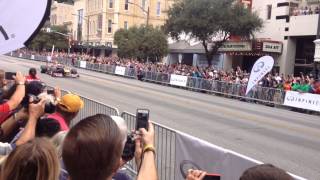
left=10, top=52, right=286, bottom=105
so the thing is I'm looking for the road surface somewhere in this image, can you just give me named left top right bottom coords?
left=0, top=55, right=319, bottom=179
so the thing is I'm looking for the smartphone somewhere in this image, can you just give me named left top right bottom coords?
left=47, top=89, right=55, bottom=95
left=136, top=109, right=149, bottom=131
left=5, top=72, right=16, bottom=80
left=203, top=174, right=221, bottom=180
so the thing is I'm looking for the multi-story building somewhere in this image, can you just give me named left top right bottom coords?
left=50, top=1, right=74, bottom=32
left=168, top=0, right=319, bottom=76
left=71, top=0, right=174, bottom=56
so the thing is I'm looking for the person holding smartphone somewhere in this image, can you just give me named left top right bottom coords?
left=0, top=71, right=25, bottom=113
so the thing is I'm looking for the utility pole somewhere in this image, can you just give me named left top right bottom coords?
left=146, top=6, right=150, bottom=26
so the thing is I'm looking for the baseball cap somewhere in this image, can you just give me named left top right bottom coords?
left=58, top=94, right=84, bottom=113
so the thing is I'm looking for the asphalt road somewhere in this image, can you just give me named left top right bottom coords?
left=1, top=55, right=319, bottom=180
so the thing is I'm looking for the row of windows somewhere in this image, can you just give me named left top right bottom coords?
left=88, top=20, right=129, bottom=35
left=105, top=0, right=161, bottom=16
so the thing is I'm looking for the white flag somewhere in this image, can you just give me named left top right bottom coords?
left=0, top=0, right=51, bottom=54
left=246, top=56, right=274, bottom=95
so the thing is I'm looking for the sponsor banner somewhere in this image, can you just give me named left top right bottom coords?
left=218, top=41, right=252, bottom=52
left=115, top=66, right=126, bottom=76
left=284, top=91, right=320, bottom=112
left=19, top=53, right=22, bottom=58
left=262, top=42, right=282, bottom=53
left=0, top=0, right=51, bottom=54
left=80, top=61, right=87, bottom=68
left=175, top=131, right=307, bottom=180
left=170, top=74, right=188, bottom=87
left=31, top=55, right=35, bottom=60
left=246, top=56, right=274, bottom=95
left=10, top=52, right=13, bottom=56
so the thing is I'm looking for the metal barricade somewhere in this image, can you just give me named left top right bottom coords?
left=58, top=89, right=120, bottom=127
left=121, top=112, right=176, bottom=180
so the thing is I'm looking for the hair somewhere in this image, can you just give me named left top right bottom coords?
left=36, top=117, right=61, bottom=138
left=62, top=114, right=122, bottom=180
left=240, top=164, right=294, bottom=180
left=1, top=138, right=60, bottom=180
left=111, top=116, right=128, bottom=149
left=51, top=131, right=68, bottom=158
left=29, top=68, right=37, bottom=77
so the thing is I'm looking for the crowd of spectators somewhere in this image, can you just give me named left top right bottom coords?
left=291, top=6, right=320, bottom=16
left=0, top=66, right=296, bottom=179
left=17, top=50, right=320, bottom=95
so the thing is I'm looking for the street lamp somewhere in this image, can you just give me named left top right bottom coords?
left=128, top=1, right=150, bottom=26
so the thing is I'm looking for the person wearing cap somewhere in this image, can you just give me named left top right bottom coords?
left=46, top=93, right=84, bottom=131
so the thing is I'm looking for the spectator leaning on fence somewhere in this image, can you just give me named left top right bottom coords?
left=46, top=93, right=84, bottom=131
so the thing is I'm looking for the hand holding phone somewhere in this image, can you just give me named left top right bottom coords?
left=5, top=72, right=16, bottom=80
left=136, top=109, right=149, bottom=131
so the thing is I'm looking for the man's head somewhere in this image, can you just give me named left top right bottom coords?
left=240, top=164, right=293, bottom=180
left=56, top=93, right=84, bottom=123
left=29, top=68, right=37, bottom=77
left=62, top=114, right=122, bottom=180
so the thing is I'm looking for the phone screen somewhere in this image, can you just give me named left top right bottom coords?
left=136, top=109, right=149, bottom=131
left=5, top=72, right=16, bottom=80
left=203, top=174, right=221, bottom=180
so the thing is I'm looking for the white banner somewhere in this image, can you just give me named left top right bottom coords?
left=284, top=91, right=320, bottom=112
left=31, top=55, right=35, bottom=60
left=175, top=131, right=307, bottom=180
left=80, top=61, right=87, bottom=68
left=246, top=56, right=274, bottom=95
left=0, top=0, right=51, bottom=54
left=170, top=74, right=188, bottom=87
left=19, top=53, right=22, bottom=58
left=115, top=66, right=126, bottom=76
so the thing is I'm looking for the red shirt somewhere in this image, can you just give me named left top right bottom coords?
left=25, top=75, right=40, bottom=83
left=46, top=113, right=69, bottom=131
left=0, top=102, right=10, bottom=113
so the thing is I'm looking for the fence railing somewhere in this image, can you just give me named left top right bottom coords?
left=10, top=52, right=286, bottom=105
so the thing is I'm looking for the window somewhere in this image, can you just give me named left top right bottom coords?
left=98, top=14, right=103, bottom=36
left=108, top=19, right=112, bottom=33
left=125, top=0, right=129, bottom=10
left=78, top=9, right=83, bottom=25
left=267, top=5, right=272, bottom=20
left=124, top=21, right=128, bottom=30
left=109, top=0, right=113, bottom=8
left=142, top=0, right=146, bottom=10
left=156, top=1, right=161, bottom=16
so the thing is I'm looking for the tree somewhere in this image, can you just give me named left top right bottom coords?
left=114, top=26, right=168, bottom=62
left=27, top=25, right=69, bottom=51
left=164, top=0, right=263, bottom=66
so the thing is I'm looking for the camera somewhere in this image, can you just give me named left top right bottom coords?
left=122, top=133, right=136, bottom=162
left=28, top=94, right=56, bottom=114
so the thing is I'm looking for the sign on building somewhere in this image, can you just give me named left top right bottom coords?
left=262, top=42, right=282, bottom=53
left=218, top=41, right=252, bottom=52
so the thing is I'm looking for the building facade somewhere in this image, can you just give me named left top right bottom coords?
left=251, top=0, right=319, bottom=75
left=50, top=1, right=74, bottom=31
left=71, top=0, right=174, bottom=56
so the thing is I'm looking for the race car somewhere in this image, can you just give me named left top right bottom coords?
left=40, top=64, right=79, bottom=78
